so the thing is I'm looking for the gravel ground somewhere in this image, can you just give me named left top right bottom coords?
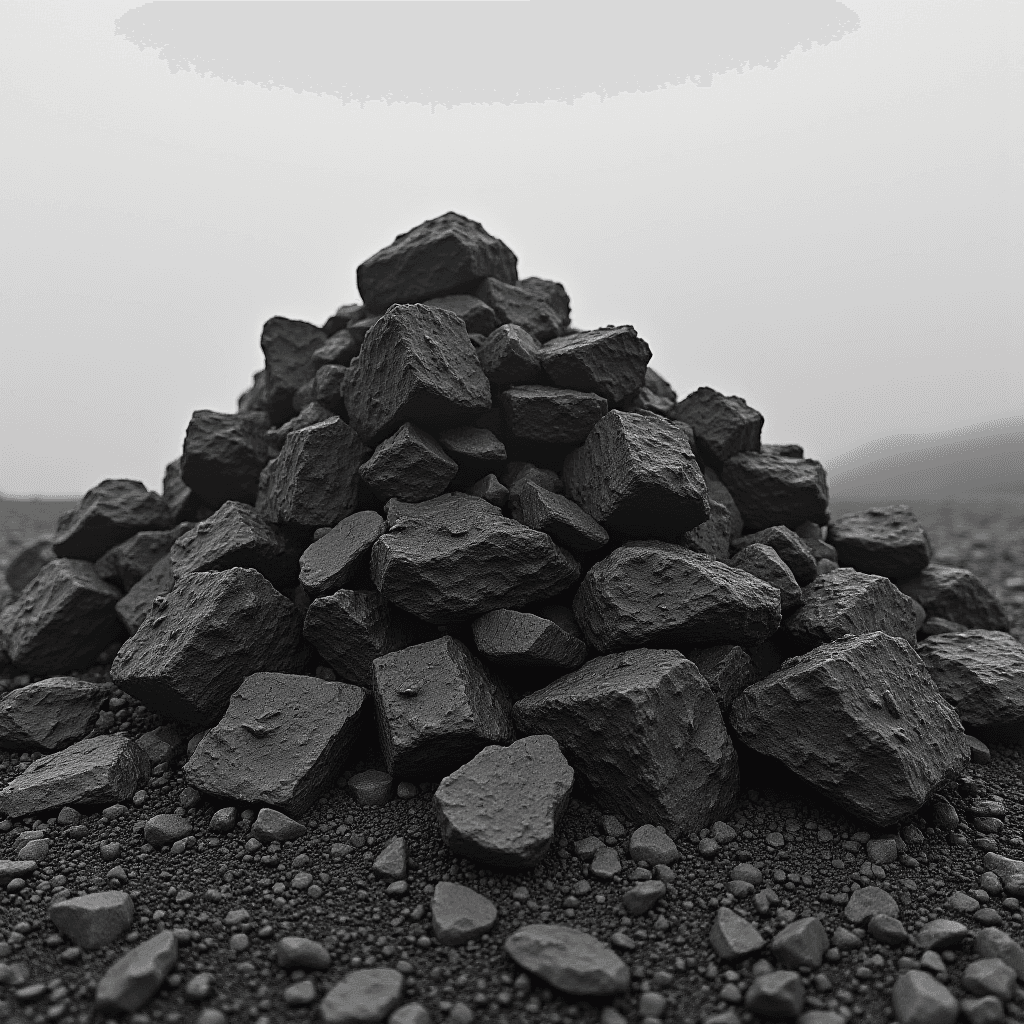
left=1, top=496, right=1023, bottom=1024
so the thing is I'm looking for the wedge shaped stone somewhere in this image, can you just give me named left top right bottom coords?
left=260, top=316, right=326, bottom=425
left=504, top=924, right=629, bottom=996
left=115, top=557, right=174, bottom=635
left=501, top=385, right=608, bottom=445
left=359, top=422, right=458, bottom=503
left=471, top=608, right=587, bottom=671
left=828, top=506, right=932, bottom=581
left=477, top=324, right=542, bottom=386
left=688, top=645, right=759, bottom=711
left=5, top=538, right=55, bottom=595
left=729, top=543, right=803, bottom=614
left=299, top=511, right=385, bottom=598
left=423, top=293, right=499, bottom=336
left=671, top=387, right=764, bottom=470
left=436, top=425, right=506, bottom=475
left=538, top=326, right=651, bottom=403
left=519, top=277, right=571, bottom=328
left=94, top=931, right=178, bottom=1014
left=720, top=452, right=829, bottom=531
left=95, top=525, right=192, bottom=592
left=181, top=410, right=271, bottom=508
left=899, top=565, right=1010, bottom=632
left=0, top=678, right=106, bottom=752
left=476, top=277, right=562, bottom=342
left=732, top=525, right=817, bottom=585
left=513, top=481, right=609, bottom=554
left=49, top=891, right=134, bottom=950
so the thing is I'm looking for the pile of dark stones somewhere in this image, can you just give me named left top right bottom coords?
left=1, top=212, right=1023, bottom=1024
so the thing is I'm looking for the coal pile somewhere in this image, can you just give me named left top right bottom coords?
left=1, top=211, right=1023, bottom=1023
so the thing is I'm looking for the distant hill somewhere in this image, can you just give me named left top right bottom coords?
left=826, top=417, right=1024, bottom=503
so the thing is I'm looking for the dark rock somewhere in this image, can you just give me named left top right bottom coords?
left=371, top=492, right=579, bottom=625
left=514, top=648, right=739, bottom=836
left=110, top=567, right=307, bottom=727
left=264, top=402, right=335, bottom=457
left=709, top=906, right=766, bottom=961
left=477, top=324, right=543, bottom=386
left=94, top=931, right=178, bottom=1014
left=347, top=769, right=394, bottom=807
left=277, top=936, right=332, bottom=971
left=720, top=452, right=829, bottom=531
left=729, top=631, right=969, bottom=827
left=359, top=422, right=458, bottom=503
left=513, top=481, right=609, bottom=554
left=501, top=461, right=564, bottom=495
left=181, top=410, right=271, bottom=508
left=434, top=734, right=573, bottom=869
left=135, top=724, right=187, bottom=767
left=918, top=630, right=1024, bottom=742
left=185, top=672, right=366, bottom=815
left=162, top=457, right=209, bottom=523
left=891, top=971, right=958, bottom=1024
left=920, top=617, right=968, bottom=638
left=644, top=367, right=676, bottom=403
left=115, top=557, right=175, bottom=635
left=501, top=385, right=608, bottom=445
left=260, top=316, right=326, bottom=425
left=431, top=881, right=498, bottom=946
left=373, top=636, right=514, bottom=777
left=573, top=543, right=781, bottom=652
left=771, top=917, right=829, bottom=970
left=538, top=326, right=651, bottom=403
left=623, top=386, right=675, bottom=417
left=728, top=543, right=803, bottom=614
left=733, top=525, right=817, bottom=585
left=356, top=212, right=517, bottom=313
left=436, top=426, right=506, bottom=475
left=423, top=294, right=499, bottom=336
left=827, top=506, right=932, bottom=581
left=704, top=467, right=744, bottom=538
left=898, top=565, right=1010, bottom=632
left=346, top=314, right=383, bottom=347
left=312, top=364, right=348, bottom=415
left=0, top=678, right=106, bottom=751
left=321, top=302, right=363, bottom=337
left=745, top=971, right=805, bottom=1018
left=95, top=525, right=192, bottom=591
left=52, top=480, right=172, bottom=561
left=763, top=443, right=804, bottom=458
left=313, top=330, right=360, bottom=368
left=688, top=645, right=759, bottom=711
left=49, top=891, right=134, bottom=950
left=343, top=303, right=492, bottom=445
left=319, top=968, right=404, bottom=1024
left=0, top=559, right=124, bottom=675
left=781, top=568, right=918, bottom=653
left=237, top=369, right=267, bottom=413
left=475, top=276, right=562, bottom=342
left=257, top=416, right=368, bottom=529
left=471, top=608, right=587, bottom=671
left=671, top=387, right=764, bottom=469
left=252, top=806, right=307, bottom=843
left=299, top=511, right=385, bottom=598
left=519, top=277, right=571, bottom=329
left=681, top=499, right=733, bottom=561
left=503, top=924, right=629, bottom=996
left=5, top=539, right=55, bottom=594
left=143, top=813, right=192, bottom=847
left=563, top=411, right=709, bottom=539
left=466, top=473, right=509, bottom=508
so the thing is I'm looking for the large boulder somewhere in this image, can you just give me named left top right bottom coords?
left=671, top=387, right=764, bottom=470
left=537, top=326, right=651, bottom=403
left=720, top=452, right=829, bottom=531
left=729, top=631, right=968, bottom=827
left=827, top=506, right=932, bottom=581
left=514, top=648, right=740, bottom=836
left=180, top=410, right=271, bottom=508
left=898, top=565, right=1010, bottom=632
left=0, top=678, right=106, bottom=752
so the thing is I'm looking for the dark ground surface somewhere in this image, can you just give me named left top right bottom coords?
left=1, top=496, right=1023, bottom=1024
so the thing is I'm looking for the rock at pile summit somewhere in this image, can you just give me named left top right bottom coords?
left=672, top=387, right=764, bottom=470
left=827, top=505, right=932, bottom=581
left=720, top=451, right=829, bottom=531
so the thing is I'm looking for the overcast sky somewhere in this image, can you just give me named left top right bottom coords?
left=2, top=1, right=1021, bottom=498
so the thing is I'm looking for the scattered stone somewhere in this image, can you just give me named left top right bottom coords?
left=720, top=452, right=829, bottom=532
left=503, top=924, right=630, bottom=996
left=891, top=970, right=958, bottom=1024
left=709, top=907, right=766, bottom=961
left=276, top=936, right=331, bottom=971
left=348, top=770, right=394, bottom=807
left=967, top=735, right=993, bottom=763
left=537, top=326, right=651, bottom=403
left=827, top=506, right=932, bottom=581
left=628, top=825, right=680, bottom=865
left=144, top=813, right=192, bottom=847
left=252, top=807, right=307, bottom=844
left=898, top=565, right=1010, bottom=632
left=843, top=885, right=899, bottom=924
left=94, top=930, right=178, bottom=1014
left=470, top=608, right=586, bottom=671
left=744, top=970, right=805, bottom=1019
left=431, top=881, right=498, bottom=946
left=319, top=966, right=405, bottom=1024
left=973, top=928, right=1024, bottom=980
left=49, top=891, right=134, bottom=950
left=371, top=836, right=407, bottom=881
left=180, top=410, right=271, bottom=507
left=671, top=387, right=763, bottom=469
left=0, top=677, right=105, bottom=751
left=915, top=919, right=968, bottom=953
left=771, top=917, right=829, bottom=969
left=622, top=879, right=666, bottom=915
left=868, top=914, right=908, bottom=946
left=500, top=385, right=608, bottom=445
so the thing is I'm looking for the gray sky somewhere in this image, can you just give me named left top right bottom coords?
left=2, top=1, right=1021, bottom=498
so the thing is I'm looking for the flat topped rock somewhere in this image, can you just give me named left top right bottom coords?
left=504, top=924, right=630, bottom=996
left=0, top=677, right=106, bottom=752
left=720, top=452, right=829, bottom=532
left=431, top=881, right=498, bottom=946
left=513, top=481, right=609, bottom=554
left=319, top=967, right=405, bottom=1024
left=49, top=890, right=134, bottom=950
left=828, top=505, right=932, bottom=581
left=181, top=409, right=271, bottom=508
left=299, top=511, right=386, bottom=598
left=899, top=564, right=1010, bottom=632
left=672, top=387, right=764, bottom=469
left=538, top=326, right=651, bottom=403
left=500, top=385, right=608, bottom=445
left=710, top=906, right=766, bottom=961
left=471, top=608, right=587, bottom=670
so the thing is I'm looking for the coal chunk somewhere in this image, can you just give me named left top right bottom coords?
left=359, top=423, right=458, bottom=503
left=704, top=467, right=744, bottom=538
left=477, top=324, right=542, bottom=386
left=299, top=511, right=385, bottom=598
left=356, top=212, right=517, bottom=313
left=732, top=525, right=817, bottom=585
left=0, top=560, right=124, bottom=675
left=115, top=557, right=175, bottom=635
left=343, top=303, right=492, bottom=445
left=475, top=278, right=562, bottom=342
left=264, top=402, right=334, bottom=456
left=312, top=364, right=348, bottom=414
left=538, top=326, right=651, bottom=403
left=5, top=539, right=55, bottom=595
left=514, top=648, right=739, bottom=836
left=501, top=385, right=608, bottom=445
left=0, top=678, right=106, bottom=751
left=898, top=565, right=1010, bottom=632
left=371, top=493, right=579, bottom=625
left=729, top=631, right=969, bottom=827
left=52, top=480, right=172, bottom=561
left=257, top=417, right=368, bottom=530
left=729, top=543, right=803, bottom=614
left=260, top=316, right=326, bottom=425
left=185, top=672, right=366, bottom=816
left=720, top=452, right=829, bottom=531
left=512, top=481, right=609, bottom=554
left=181, top=410, right=271, bottom=508
left=95, top=525, right=192, bottom=591
left=671, top=388, right=764, bottom=470
left=162, top=457, right=211, bottom=524
left=681, top=499, right=734, bottom=561
left=563, top=411, right=710, bottom=539
left=519, top=277, right=571, bottom=329
left=573, top=543, right=781, bottom=653
left=688, top=646, right=758, bottom=711
left=423, top=294, right=499, bottom=336
left=504, top=924, right=629, bottom=997
left=110, top=568, right=307, bottom=728
left=466, top=473, right=509, bottom=508
left=827, top=506, right=932, bottom=581
left=436, top=426, right=506, bottom=476
left=471, top=609, right=587, bottom=671
left=372, top=636, right=514, bottom=778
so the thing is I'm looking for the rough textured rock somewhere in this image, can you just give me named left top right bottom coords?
left=0, top=559, right=124, bottom=675
left=185, top=672, right=366, bottom=815
left=704, top=466, right=744, bottom=538
left=891, top=970, right=958, bottom=1024
left=688, top=645, right=759, bottom=711
left=436, top=426, right=506, bottom=476
left=519, top=277, right=571, bottom=329
left=624, top=879, right=666, bottom=915
left=52, top=479, right=173, bottom=561
left=827, top=505, right=932, bottom=581
left=538, top=326, right=651, bottom=403
left=95, top=525, right=192, bottom=592
left=319, top=967, right=405, bottom=1023
left=423, top=293, right=499, bottom=336
left=0, top=677, right=106, bottom=751
left=162, top=457, right=209, bottom=523
left=918, top=630, right=1024, bottom=742
left=730, top=632, right=969, bottom=827
left=260, top=316, right=326, bottom=425
left=720, top=452, right=829, bottom=531
left=513, top=480, right=609, bottom=554
left=729, top=543, right=803, bottom=614
left=466, top=473, right=509, bottom=508
left=265, top=402, right=335, bottom=456
left=733, top=525, right=818, bottom=585
left=298, top=511, right=385, bottom=598
left=671, top=387, right=764, bottom=469
left=477, top=324, right=542, bottom=386
left=252, top=807, right=307, bottom=844
left=475, top=277, right=562, bottom=342
left=343, top=303, right=492, bottom=445
left=471, top=609, right=587, bottom=671
left=573, top=543, right=781, bottom=652
left=180, top=410, right=271, bottom=508
left=135, top=724, right=187, bottom=768
left=500, top=385, right=608, bottom=445
left=771, top=917, right=829, bottom=969
left=94, top=931, right=178, bottom=1014
left=115, top=556, right=175, bottom=635
left=49, top=891, right=134, bottom=950
left=681, top=498, right=734, bottom=561
left=370, top=493, right=579, bottom=625
left=431, top=881, right=498, bottom=946
left=782, top=567, right=919, bottom=652
left=0, top=734, right=149, bottom=818
left=514, top=648, right=740, bottom=836
left=356, top=212, right=518, bottom=313
left=110, top=568, right=307, bottom=728
left=5, top=538, right=55, bottom=594
left=563, top=411, right=710, bottom=539
left=257, top=416, right=368, bottom=529
left=373, top=637, right=514, bottom=778
left=359, top=422, right=458, bottom=503
left=898, top=564, right=1010, bottom=632
left=504, top=924, right=630, bottom=996
left=168, top=501, right=299, bottom=589
left=433, top=734, right=573, bottom=869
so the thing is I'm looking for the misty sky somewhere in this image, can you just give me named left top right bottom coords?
left=2, top=1, right=1021, bottom=498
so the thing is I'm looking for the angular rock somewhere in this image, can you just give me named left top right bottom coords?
left=180, top=410, right=271, bottom=507
left=974, top=928, right=1024, bottom=980
left=629, top=825, right=680, bottom=865
left=115, top=556, right=175, bottom=635
left=371, top=493, right=579, bottom=624
left=671, top=387, right=764, bottom=469
left=563, top=411, right=709, bottom=538
left=423, top=293, right=499, bottom=336
left=501, top=385, right=608, bottom=445
left=343, top=303, right=492, bottom=445
left=771, top=917, right=829, bottom=969
left=298, top=511, right=385, bottom=598
left=359, top=422, right=458, bottom=503
left=436, top=426, right=506, bottom=476
left=477, top=324, right=542, bottom=386
left=186, top=672, right=365, bottom=816
left=720, top=452, right=829, bottom=531
left=466, top=473, right=509, bottom=508
left=917, top=630, right=1024, bottom=742
left=347, top=769, right=393, bottom=807
left=844, top=884, right=900, bottom=923
left=143, top=813, right=192, bottom=846
left=730, top=632, right=968, bottom=828
left=135, top=724, right=187, bottom=767
left=5, top=538, right=55, bottom=594
left=709, top=906, right=766, bottom=961
left=0, top=677, right=106, bottom=751
left=899, top=565, right=1010, bottom=632
left=0, top=559, right=124, bottom=675
left=471, top=609, right=587, bottom=671
left=95, top=931, right=178, bottom=1014
left=513, top=481, right=608, bottom=554
left=827, top=506, right=932, bottom=581
left=49, top=890, right=134, bottom=950
left=312, top=363, right=348, bottom=415
left=95, top=525, right=192, bottom=591
left=434, top=734, right=573, bottom=869
left=251, top=806, right=307, bottom=844
left=373, top=636, right=514, bottom=778
left=916, top=919, right=969, bottom=952
left=519, top=277, right=571, bottom=329
left=356, top=212, right=517, bottom=313
left=733, top=525, right=817, bottom=585
left=703, top=466, right=744, bottom=539
left=745, top=971, right=805, bottom=1018
left=320, top=967, right=405, bottom=1024
left=729, top=543, right=803, bottom=614
left=475, top=276, right=562, bottom=342
left=265, top=401, right=335, bottom=456
left=573, top=543, right=781, bottom=652
left=0, top=734, right=149, bottom=818
left=682, top=498, right=734, bottom=561
left=260, top=316, right=325, bottom=425
left=111, top=568, right=307, bottom=727
left=504, top=924, right=629, bottom=996
left=514, top=648, right=740, bottom=836
left=538, top=326, right=651, bottom=403
left=688, top=646, right=758, bottom=711
left=891, top=971, right=958, bottom=1024
left=623, top=879, right=666, bottom=915
left=431, top=881, right=498, bottom=946
left=781, top=568, right=918, bottom=652
left=371, top=835, right=407, bottom=880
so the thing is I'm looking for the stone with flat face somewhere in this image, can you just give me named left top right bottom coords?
left=181, top=410, right=271, bottom=508
left=359, top=423, right=458, bottom=503
left=94, top=931, right=178, bottom=1014
left=828, top=505, right=932, bottom=581
left=898, top=564, right=1010, bottom=632
left=671, top=387, right=764, bottom=470
left=519, top=277, right=571, bottom=329
left=538, top=326, right=651, bottom=403
left=116, top=557, right=175, bottom=635
left=732, top=525, right=818, bottom=585
left=501, top=385, right=608, bottom=445
left=5, top=538, right=56, bottom=595
left=504, top=924, right=629, bottom=996
left=0, top=677, right=106, bottom=752
left=471, top=608, right=587, bottom=671
left=436, top=426, right=506, bottom=476
left=95, top=525, right=193, bottom=592
left=513, top=481, right=609, bottom=554
left=476, top=277, right=562, bottom=342
left=688, top=645, right=758, bottom=711
left=720, top=452, right=829, bottom=531
left=299, top=511, right=385, bottom=598
left=729, top=543, right=803, bottom=614
left=423, top=294, right=499, bottom=336
left=477, top=324, right=543, bottom=386
left=49, top=891, right=134, bottom=951
left=260, top=316, right=326, bottom=425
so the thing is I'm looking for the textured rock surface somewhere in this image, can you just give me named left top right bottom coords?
left=730, top=632, right=969, bottom=827
left=709, top=906, right=767, bottom=961
left=319, top=967, right=405, bottom=1023
left=681, top=498, right=734, bottom=561
left=436, top=426, right=506, bottom=476
left=180, top=410, right=271, bottom=508
left=477, top=324, right=542, bottom=386
left=573, top=542, right=781, bottom=652
left=49, top=891, right=134, bottom=950
left=5, top=538, right=56, bottom=594
left=298, top=511, right=385, bottom=598
left=828, top=505, right=932, bottom=581
left=504, top=924, right=629, bottom=996
left=537, top=326, right=651, bottom=403
left=94, top=931, right=178, bottom=1014
left=259, top=316, right=325, bottom=426
left=732, top=525, right=818, bottom=585
left=185, top=672, right=366, bottom=815
left=514, top=649, right=739, bottom=836
left=688, top=645, right=759, bottom=711
left=471, top=608, right=587, bottom=671
left=500, top=385, right=608, bottom=445
left=671, top=387, right=764, bottom=469
left=94, top=525, right=192, bottom=592
left=422, top=293, right=499, bottom=336
left=433, top=734, right=573, bottom=869
left=720, top=452, right=829, bottom=531
left=0, top=677, right=106, bottom=751
left=431, top=881, right=498, bottom=946
left=359, top=422, right=458, bottom=503
left=729, top=542, right=803, bottom=614
left=513, top=481, right=609, bottom=554
left=111, top=568, right=307, bottom=727
left=475, top=277, right=562, bottom=342
left=115, top=556, right=175, bottom=635
left=898, top=564, right=1010, bottom=632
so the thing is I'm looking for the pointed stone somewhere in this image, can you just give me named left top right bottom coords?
left=94, top=931, right=178, bottom=1013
